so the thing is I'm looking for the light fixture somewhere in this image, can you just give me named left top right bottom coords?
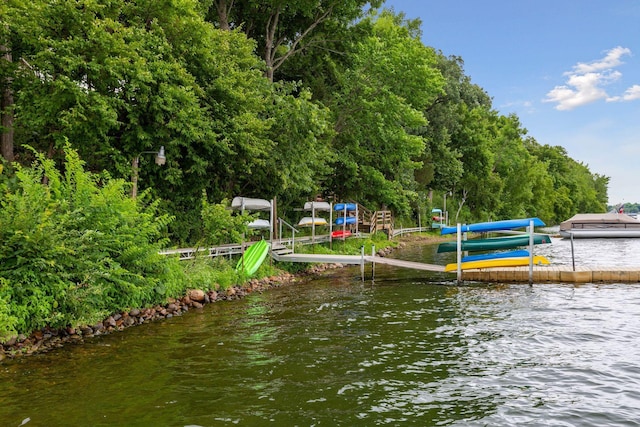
left=131, top=146, right=167, bottom=198
left=155, top=146, right=166, bottom=166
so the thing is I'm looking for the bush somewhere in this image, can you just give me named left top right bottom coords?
left=0, top=144, right=185, bottom=337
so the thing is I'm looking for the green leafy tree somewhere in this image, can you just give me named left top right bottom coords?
left=323, top=11, right=445, bottom=214
left=200, top=197, right=253, bottom=246
left=208, top=0, right=383, bottom=81
left=416, top=54, right=491, bottom=194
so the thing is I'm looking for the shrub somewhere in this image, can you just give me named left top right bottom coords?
left=0, top=144, right=184, bottom=336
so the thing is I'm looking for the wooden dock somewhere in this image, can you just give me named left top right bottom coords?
left=277, top=251, right=640, bottom=283
left=460, top=266, right=640, bottom=283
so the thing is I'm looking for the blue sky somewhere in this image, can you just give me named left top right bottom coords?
left=383, top=0, right=640, bottom=205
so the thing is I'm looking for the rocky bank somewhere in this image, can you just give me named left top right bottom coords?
left=0, top=242, right=407, bottom=361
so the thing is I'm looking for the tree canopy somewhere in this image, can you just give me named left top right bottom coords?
left=1, top=0, right=609, bottom=243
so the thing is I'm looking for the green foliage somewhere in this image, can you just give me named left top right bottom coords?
left=0, top=278, right=18, bottom=341
left=2, top=1, right=610, bottom=238
left=181, top=257, right=240, bottom=292
left=322, top=11, right=445, bottom=214
left=0, top=144, right=184, bottom=336
left=200, top=196, right=253, bottom=246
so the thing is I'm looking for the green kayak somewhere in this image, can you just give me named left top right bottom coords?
left=437, top=234, right=552, bottom=253
left=236, top=240, right=270, bottom=276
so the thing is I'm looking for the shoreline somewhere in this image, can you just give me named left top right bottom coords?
left=1, top=234, right=447, bottom=361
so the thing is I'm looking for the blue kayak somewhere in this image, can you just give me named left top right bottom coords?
left=334, top=203, right=357, bottom=211
left=461, top=250, right=530, bottom=263
left=335, top=216, right=357, bottom=225
left=441, top=218, right=545, bottom=235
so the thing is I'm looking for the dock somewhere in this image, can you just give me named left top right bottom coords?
left=460, top=266, right=640, bottom=283
left=273, top=252, right=445, bottom=272
left=275, top=251, right=640, bottom=283
left=162, top=241, right=640, bottom=284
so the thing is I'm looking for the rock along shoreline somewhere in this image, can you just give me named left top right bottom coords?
left=0, top=240, right=427, bottom=362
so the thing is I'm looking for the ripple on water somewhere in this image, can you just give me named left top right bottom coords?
left=4, top=265, right=640, bottom=426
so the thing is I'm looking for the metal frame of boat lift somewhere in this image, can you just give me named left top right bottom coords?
left=446, top=218, right=545, bottom=284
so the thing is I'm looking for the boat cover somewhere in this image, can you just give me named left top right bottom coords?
left=560, top=212, right=640, bottom=231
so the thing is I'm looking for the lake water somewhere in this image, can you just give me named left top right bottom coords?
left=2, top=237, right=640, bottom=426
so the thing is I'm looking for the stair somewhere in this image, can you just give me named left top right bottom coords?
left=355, top=203, right=393, bottom=237
left=270, top=242, right=294, bottom=260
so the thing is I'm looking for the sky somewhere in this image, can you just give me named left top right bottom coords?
left=383, top=0, right=640, bottom=205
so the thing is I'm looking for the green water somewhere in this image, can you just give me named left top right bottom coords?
left=2, top=241, right=640, bottom=426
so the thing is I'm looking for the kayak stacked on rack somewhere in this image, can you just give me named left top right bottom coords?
left=333, top=202, right=357, bottom=239
left=437, top=234, right=551, bottom=253
left=439, top=218, right=552, bottom=271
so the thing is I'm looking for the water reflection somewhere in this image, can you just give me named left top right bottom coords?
left=3, top=240, right=640, bottom=426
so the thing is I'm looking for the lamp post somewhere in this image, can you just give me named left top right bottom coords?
left=131, top=146, right=166, bottom=198
left=443, top=191, right=452, bottom=226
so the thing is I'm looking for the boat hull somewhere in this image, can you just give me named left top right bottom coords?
left=334, top=203, right=357, bottom=211
left=437, top=234, right=552, bottom=253
left=445, top=255, right=550, bottom=272
left=335, top=217, right=357, bottom=226
left=297, top=217, right=328, bottom=227
left=331, top=230, right=352, bottom=239
left=559, top=229, right=640, bottom=238
left=248, top=219, right=271, bottom=229
left=236, top=240, right=270, bottom=276
left=461, top=250, right=530, bottom=263
left=441, top=217, right=545, bottom=235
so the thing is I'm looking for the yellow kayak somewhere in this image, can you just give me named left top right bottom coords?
left=445, top=255, right=550, bottom=272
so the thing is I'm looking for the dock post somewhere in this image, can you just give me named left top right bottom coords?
left=360, top=246, right=365, bottom=282
left=529, top=219, right=534, bottom=285
left=570, top=233, right=575, bottom=271
left=456, top=224, right=462, bottom=284
left=371, top=245, right=376, bottom=282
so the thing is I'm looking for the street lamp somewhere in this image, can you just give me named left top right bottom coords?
left=131, top=146, right=166, bottom=198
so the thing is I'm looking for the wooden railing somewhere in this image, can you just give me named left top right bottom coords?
left=355, top=203, right=393, bottom=237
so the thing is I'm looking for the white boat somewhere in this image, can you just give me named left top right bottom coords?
left=559, top=212, right=640, bottom=238
left=303, top=201, right=331, bottom=212
left=231, top=197, right=272, bottom=211
left=297, top=216, right=328, bottom=227
left=248, top=219, right=271, bottom=229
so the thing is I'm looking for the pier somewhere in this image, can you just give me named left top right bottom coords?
left=460, top=266, right=640, bottom=283
left=162, top=234, right=640, bottom=284
left=273, top=251, right=445, bottom=272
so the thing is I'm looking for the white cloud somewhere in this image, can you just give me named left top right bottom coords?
left=572, top=46, right=631, bottom=74
left=620, top=84, right=640, bottom=101
left=544, top=47, right=639, bottom=110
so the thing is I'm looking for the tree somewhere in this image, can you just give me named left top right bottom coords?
left=416, top=54, right=491, bottom=193
left=208, top=0, right=382, bottom=81
left=526, top=142, right=608, bottom=222
left=0, top=0, right=16, bottom=162
left=322, top=11, right=445, bottom=213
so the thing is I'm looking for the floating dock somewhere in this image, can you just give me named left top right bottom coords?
left=276, top=252, right=640, bottom=283
left=460, top=266, right=640, bottom=283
